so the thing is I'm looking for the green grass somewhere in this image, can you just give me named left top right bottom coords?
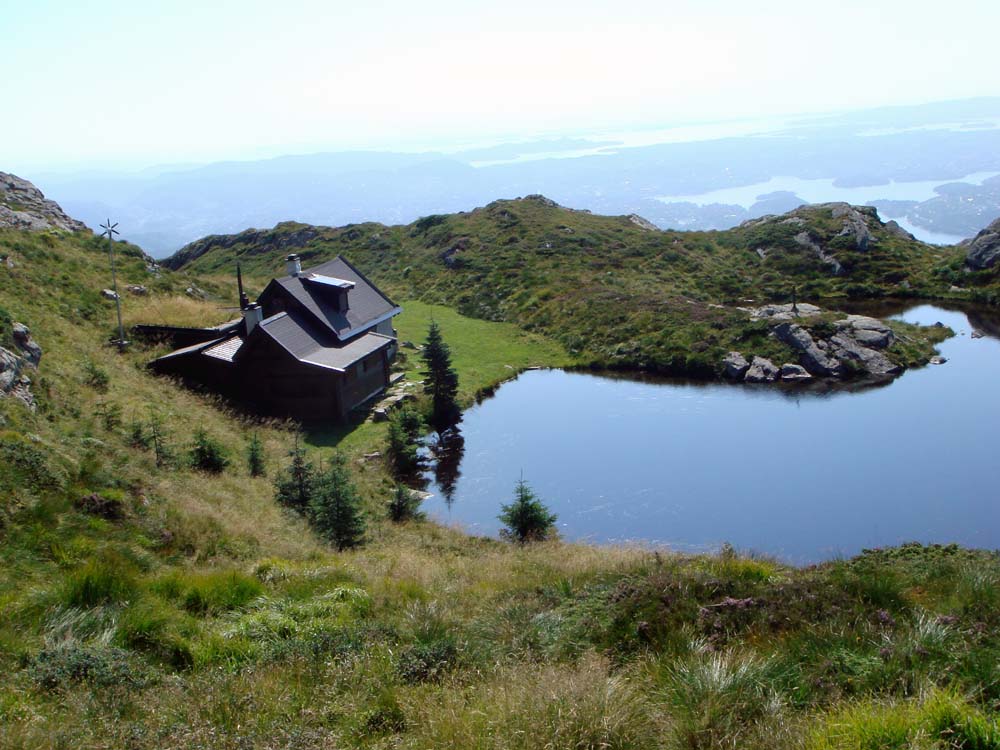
left=165, top=198, right=977, bottom=378
left=393, top=299, right=575, bottom=401
left=2, top=224, right=1000, bottom=748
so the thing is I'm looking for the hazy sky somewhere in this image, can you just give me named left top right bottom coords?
left=3, top=0, right=998, bottom=172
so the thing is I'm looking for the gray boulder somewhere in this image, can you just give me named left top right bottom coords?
left=12, top=323, right=42, bottom=367
left=965, top=217, right=1000, bottom=270
left=744, top=357, right=779, bottom=383
left=722, top=351, right=750, bottom=380
left=830, top=333, right=901, bottom=376
left=748, top=302, right=823, bottom=321
left=832, top=203, right=874, bottom=251
left=773, top=322, right=844, bottom=376
left=780, top=363, right=812, bottom=381
left=834, top=315, right=895, bottom=349
left=884, top=220, right=915, bottom=240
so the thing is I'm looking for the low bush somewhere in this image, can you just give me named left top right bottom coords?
left=387, top=484, right=424, bottom=523
left=28, top=641, right=147, bottom=691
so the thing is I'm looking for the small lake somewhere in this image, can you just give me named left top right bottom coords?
left=423, top=303, right=1000, bottom=563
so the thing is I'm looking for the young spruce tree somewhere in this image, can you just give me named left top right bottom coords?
left=498, top=478, right=557, bottom=544
left=421, top=320, right=461, bottom=435
left=309, top=452, right=366, bottom=550
left=274, top=439, right=316, bottom=513
left=246, top=432, right=266, bottom=477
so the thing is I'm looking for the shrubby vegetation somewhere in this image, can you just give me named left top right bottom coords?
left=386, top=406, right=424, bottom=476
left=1, top=224, right=999, bottom=748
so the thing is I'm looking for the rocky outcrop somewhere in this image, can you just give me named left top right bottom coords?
left=738, top=203, right=898, bottom=277
left=780, top=363, right=812, bottom=381
left=773, top=323, right=844, bottom=377
left=748, top=303, right=823, bottom=321
left=831, top=204, right=873, bottom=251
left=834, top=315, right=894, bottom=349
left=794, top=231, right=844, bottom=275
left=165, top=222, right=321, bottom=270
left=828, top=332, right=900, bottom=376
left=965, top=217, right=1000, bottom=270
left=722, top=351, right=749, bottom=380
left=627, top=214, right=660, bottom=232
left=0, top=172, right=88, bottom=233
left=722, top=305, right=911, bottom=385
left=0, top=322, right=42, bottom=410
left=884, top=220, right=915, bottom=240
left=744, top=357, right=779, bottom=383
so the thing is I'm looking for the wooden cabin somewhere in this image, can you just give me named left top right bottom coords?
left=149, top=254, right=401, bottom=422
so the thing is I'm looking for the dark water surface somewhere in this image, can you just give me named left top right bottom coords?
left=423, top=304, right=1000, bottom=563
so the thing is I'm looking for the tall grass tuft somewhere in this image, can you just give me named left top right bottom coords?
left=809, top=688, right=1000, bottom=750
left=657, top=648, right=787, bottom=750
left=62, top=555, right=138, bottom=608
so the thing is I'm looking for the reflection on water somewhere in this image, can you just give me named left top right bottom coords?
left=431, top=432, right=465, bottom=508
left=423, top=302, right=1000, bottom=564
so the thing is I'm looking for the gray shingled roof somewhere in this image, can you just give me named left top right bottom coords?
left=264, top=256, right=400, bottom=342
left=257, top=310, right=392, bottom=372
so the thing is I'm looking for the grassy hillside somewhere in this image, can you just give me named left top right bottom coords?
left=3, top=227, right=1000, bottom=749
left=166, top=198, right=993, bottom=377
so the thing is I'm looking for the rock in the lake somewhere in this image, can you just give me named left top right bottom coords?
left=722, top=351, right=750, bottom=380
left=744, top=356, right=779, bottom=383
left=965, top=216, right=1000, bottom=270
left=780, top=363, right=812, bottom=381
left=829, top=332, right=901, bottom=376
left=930, top=356, right=947, bottom=365
left=773, top=322, right=844, bottom=376
left=834, top=315, right=895, bottom=349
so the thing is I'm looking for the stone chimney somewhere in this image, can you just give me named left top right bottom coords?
left=242, top=303, right=264, bottom=334
left=285, top=253, right=302, bottom=277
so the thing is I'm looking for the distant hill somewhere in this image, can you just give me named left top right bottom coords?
left=33, top=98, right=1000, bottom=256
left=166, top=195, right=996, bottom=375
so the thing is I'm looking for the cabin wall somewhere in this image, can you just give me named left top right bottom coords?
left=341, top=350, right=390, bottom=413
left=238, top=335, right=343, bottom=420
left=150, top=350, right=234, bottom=391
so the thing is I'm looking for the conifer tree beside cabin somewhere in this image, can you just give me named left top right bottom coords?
left=147, top=255, right=401, bottom=422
